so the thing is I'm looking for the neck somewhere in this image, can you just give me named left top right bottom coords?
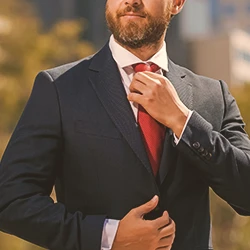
left=115, top=34, right=166, bottom=61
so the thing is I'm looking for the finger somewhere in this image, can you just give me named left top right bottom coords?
left=143, top=72, right=177, bottom=92
left=134, top=72, right=162, bottom=87
left=127, top=92, right=145, bottom=106
left=156, top=245, right=172, bottom=250
left=157, top=234, right=175, bottom=248
left=142, top=71, right=167, bottom=82
left=133, top=195, right=159, bottom=217
left=159, top=217, right=173, bottom=230
left=153, top=211, right=170, bottom=229
left=129, top=79, right=148, bottom=95
left=158, top=219, right=176, bottom=239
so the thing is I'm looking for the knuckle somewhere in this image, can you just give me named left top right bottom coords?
left=163, top=218, right=169, bottom=226
left=170, top=221, right=176, bottom=231
left=147, top=97, right=154, bottom=103
left=149, top=225, right=159, bottom=238
left=159, top=78, right=165, bottom=85
left=172, top=219, right=176, bottom=229
left=152, top=83, right=159, bottom=92
left=172, top=233, right=176, bottom=243
left=151, top=92, right=156, bottom=99
left=156, top=81, right=161, bottom=88
left=130, top=208, right=136, bottom=214
left=168, top=234, right=175, bottom=244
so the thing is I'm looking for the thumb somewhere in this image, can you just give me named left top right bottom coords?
left=134, top=195, right=159, bottom=217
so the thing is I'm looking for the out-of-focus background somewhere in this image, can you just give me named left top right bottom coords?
left=0, top=0, right=250, bottom=249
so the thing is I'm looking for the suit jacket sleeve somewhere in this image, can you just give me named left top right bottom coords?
left=176, top=80, right=250, bottom=215
left=0, top=72, right=106, bottom=250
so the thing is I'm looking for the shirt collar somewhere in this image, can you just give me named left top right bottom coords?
left=109, top=35, right=169, bottom=72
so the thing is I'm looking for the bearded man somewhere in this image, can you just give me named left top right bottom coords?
left=0, top=0, right=250, bottom=249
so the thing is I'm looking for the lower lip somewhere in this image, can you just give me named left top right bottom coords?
left=122, top=15, right=144, bottom=19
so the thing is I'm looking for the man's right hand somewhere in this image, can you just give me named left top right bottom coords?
left=111, top=196, right=175, bottom=250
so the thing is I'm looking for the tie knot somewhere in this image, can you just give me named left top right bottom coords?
left=133, top=63, right=160, bottom=73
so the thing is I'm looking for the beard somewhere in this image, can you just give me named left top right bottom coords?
left=105, top=4, right=172, bottom=49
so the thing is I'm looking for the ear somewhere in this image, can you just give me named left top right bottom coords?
left=170, top=0, right=186, bottom=15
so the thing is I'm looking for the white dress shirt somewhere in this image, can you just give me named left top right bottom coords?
left=109, top=35, right=169, bottom=120
left=101, top=35, right=192, bottom=250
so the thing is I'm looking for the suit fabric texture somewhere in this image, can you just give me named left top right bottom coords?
left=0, top=44, right=250, bottom=250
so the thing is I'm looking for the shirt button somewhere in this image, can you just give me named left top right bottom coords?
left=192, top=142, right=200, bottom=149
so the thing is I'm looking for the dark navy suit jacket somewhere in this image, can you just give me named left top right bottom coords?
left=0, top=44, right=250, bottom=250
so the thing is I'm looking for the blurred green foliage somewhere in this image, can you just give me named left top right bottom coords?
left=0, top=0, right=94, bottom=136
left=0, top=0, right=94, bottom=249
left=0, top=0, right=250, bottom=249
left=211, top=84, right=250, bottom=250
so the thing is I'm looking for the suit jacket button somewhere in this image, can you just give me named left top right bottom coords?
left=206, top=153, right=212, bottom=160
left=192, top=142, right=200, bottom=149
left=198, top=147, right=205, bottom=153
left=202, top=150, right=208, bottom=156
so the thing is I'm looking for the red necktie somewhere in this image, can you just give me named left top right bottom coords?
left=133, top=63, right=166, bottom=176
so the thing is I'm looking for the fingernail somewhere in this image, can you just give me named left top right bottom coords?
left=152, top=195, right=158, bottom=202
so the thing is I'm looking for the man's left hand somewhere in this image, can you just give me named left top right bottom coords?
left=128, top=71, right=190, bottom=138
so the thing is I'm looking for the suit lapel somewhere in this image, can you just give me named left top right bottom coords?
left=87, top=44, right=193, bottom=182
left=88, top=44, right=153, bottom=175
left=158, top=60, right=193, bottom=185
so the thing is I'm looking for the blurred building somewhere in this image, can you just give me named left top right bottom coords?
left=189, top=30, right=250, bottom=86
left=213, top=0, right=250, bottom=34
left=180, top=0, right=250, bottom=39
left=31, top=0, right=250, bottom=85
left=179, top=0, right=250, bottom=85
left=180, top=0, right=213, bottom=40
left=32, top=0, right=109, bottom=48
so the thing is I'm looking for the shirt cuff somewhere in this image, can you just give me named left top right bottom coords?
left=101, top=219, right=120, bottom=250
left=173, top=110, right=193, bottom=145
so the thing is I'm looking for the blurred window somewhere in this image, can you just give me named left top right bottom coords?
left=220, top=4, right=236, bottom=16
left=236, top=50, right=250, bottom=63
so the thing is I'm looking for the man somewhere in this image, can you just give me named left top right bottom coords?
left=0, top=0, right=250, bottom=249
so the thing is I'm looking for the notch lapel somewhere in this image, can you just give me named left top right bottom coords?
left=88, top=44, right=153, bottom=176
left=158, top=60, right=193, bottom=185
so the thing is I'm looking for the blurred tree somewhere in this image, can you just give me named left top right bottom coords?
left=0, top=0, right=94, bottom=134
left=211, top=83, right=250, bottom=250
left=231, top=84, right=250, bottom=136
left=0, top=0, right=94, bottom=249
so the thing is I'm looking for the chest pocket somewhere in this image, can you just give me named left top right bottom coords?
left=74, top=119, right=122, bottom=139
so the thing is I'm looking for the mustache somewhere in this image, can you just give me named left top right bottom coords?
left=117, top=5, right=148, bottom=18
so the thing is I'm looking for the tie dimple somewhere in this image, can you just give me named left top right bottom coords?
left=133, top=63, right=165, bottom=176
left=133, top=63, right=160, bottom=73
